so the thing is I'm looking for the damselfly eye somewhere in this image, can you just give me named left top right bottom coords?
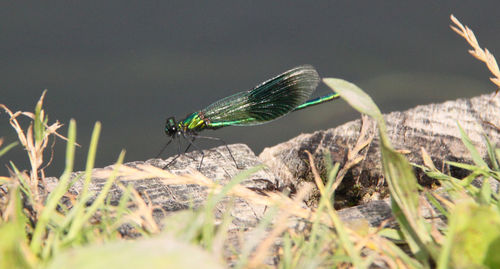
left=165, top=117, right=178, bottom=137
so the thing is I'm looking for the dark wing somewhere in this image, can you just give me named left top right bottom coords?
left=201, top=65, right=320, bottom=127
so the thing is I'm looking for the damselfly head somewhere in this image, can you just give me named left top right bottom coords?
left=165, top=117, right=178, bottom=137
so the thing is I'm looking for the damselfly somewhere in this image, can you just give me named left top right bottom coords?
left=159, top=65, right=338, bottom=169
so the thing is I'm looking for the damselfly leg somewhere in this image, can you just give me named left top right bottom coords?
left=188, top=134, right=239, bottom=169
left=160, top=134, right=239, bottom=170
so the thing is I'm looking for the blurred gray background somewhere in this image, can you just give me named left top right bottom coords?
left=1, top=1, right=499, bottom=175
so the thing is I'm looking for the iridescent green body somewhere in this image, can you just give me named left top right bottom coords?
left=293, top=92, right=339, bottom=111
left=170, top=65, right=339, bottom=135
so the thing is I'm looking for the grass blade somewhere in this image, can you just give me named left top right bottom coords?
left=0, top=141, right=18, bottom=157
left=457, top=123, right=488, bottom=168
left=324, top=78, right=438, bottom=263
left=30, top=119, right=77, bottom=255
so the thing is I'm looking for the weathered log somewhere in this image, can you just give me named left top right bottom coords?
left=46, top=144, right=280, bottom=229
left=260, top=93, right=500, bottom=206
left=42, top=93, right=499, bottom=239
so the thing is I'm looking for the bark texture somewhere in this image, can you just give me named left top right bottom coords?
left=260, top=93, right=500, bottom=205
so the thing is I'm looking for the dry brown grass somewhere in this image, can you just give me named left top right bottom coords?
left=450, top=14, right=500, bottom=93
